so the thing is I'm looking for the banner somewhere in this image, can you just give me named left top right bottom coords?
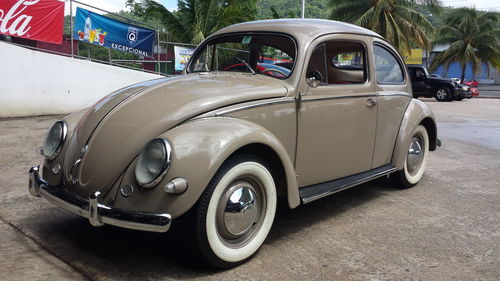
left=74, top=8, right=155, bottom=57
left=0, top=0, right=64, bottom=44
left=174, top=46, right=195, bottom=71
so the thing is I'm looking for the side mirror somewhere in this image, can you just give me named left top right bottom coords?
left=306, top=70, right=322, bottom=88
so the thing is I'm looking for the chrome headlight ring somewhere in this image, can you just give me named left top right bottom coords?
left=135, top=138, right=172, bottom=188
left=42, top=121, right=68, bottom=160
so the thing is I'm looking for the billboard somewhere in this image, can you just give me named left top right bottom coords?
left=404, top=49, right=423, bottom=65
left=0, top=0, right=65, bottom=44
left=174, top=46, right=195, bottom=71
left=74, top=7, right=156, bottom=57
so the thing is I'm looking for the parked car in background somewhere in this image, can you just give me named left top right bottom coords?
left=464, top=80, right=480, bottom=98
left=407, top=65, right=466, bottom=101
left=28, top=19, right=440, bottom=268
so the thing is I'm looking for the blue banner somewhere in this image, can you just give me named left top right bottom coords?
left=74, top=8, right=155, bottom=57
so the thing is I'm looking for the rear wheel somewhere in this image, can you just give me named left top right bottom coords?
left=434, top=87, right=451, bottom=102
left=391, top=125, right=429, bottom=188
left=195, top=155, right=277, bottom=268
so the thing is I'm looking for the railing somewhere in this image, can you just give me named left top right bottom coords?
left=1, top=40, right=163, bottom=75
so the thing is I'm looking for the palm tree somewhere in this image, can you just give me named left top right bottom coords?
left=429, top=7, right=500, bottom=82
left=329, top=0, right=441, bottom=55
left=127, top=0, right=258, bottom=44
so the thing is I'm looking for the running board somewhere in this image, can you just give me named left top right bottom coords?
left=299, top=164, right=397, bottom=204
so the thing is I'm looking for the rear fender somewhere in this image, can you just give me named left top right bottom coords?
left=392, top=99, right=437, bottom=170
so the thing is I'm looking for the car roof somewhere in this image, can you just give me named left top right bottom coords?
left=210, top=19, right=383, bottom=41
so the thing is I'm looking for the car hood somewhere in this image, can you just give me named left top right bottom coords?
left=63, top=73, right=288, bottom=194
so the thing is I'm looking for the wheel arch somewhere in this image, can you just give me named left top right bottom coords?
left=419, top=117, right=437, bottom=151
left=227, top=143, right=288, bottom=198
left=392, top=99, right=437, bottom=170
left=432, top=83, right=453, bottom=95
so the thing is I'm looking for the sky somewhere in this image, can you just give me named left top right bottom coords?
left=68, top=0, right=499, bottom=15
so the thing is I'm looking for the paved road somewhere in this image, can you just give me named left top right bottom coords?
left=0, top=98, right=499, bottom=281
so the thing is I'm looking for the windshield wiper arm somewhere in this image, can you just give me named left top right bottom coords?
left=236, top=57, right=255, bottom=75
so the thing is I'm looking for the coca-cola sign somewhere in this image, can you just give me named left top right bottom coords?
left=0, top=0, right=64, bottom=44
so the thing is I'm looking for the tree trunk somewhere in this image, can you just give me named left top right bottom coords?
left=460, top=63, right=467, bottom=83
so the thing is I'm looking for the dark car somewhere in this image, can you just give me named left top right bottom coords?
left=407, top=65, right=466, bottom=101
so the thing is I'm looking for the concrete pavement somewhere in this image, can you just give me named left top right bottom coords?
left=0, top=99, right=499, bottom=280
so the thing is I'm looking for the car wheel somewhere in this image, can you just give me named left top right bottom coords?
left=434, top=87, right=451, bottom=102
left=391, top=125, right=429, bottom=188
left=195, top=155, right=277, bottom=268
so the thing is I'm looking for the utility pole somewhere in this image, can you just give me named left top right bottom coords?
left=301, top=0, right=305, bottom=18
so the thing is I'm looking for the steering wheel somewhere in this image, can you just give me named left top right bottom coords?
left=260, top=67, right=288, bottom=78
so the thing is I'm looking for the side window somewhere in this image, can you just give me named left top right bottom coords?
left=306, top=41, right=367, bottom=86
left=373, top=45, right=404, bottom=84
left=326, top=41, right=366, bottom=84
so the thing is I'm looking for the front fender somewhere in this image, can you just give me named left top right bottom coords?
left=113, top=117, right=299, bottom=219
left=392, top=99, right=437, bottom=170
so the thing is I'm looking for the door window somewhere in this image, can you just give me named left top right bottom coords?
left=306, top=41, right=367, bottom=85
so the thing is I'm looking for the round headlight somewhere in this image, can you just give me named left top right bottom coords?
left=42, top=121, right=67, bottom=160
left=135, top=138, right=172, bottom=188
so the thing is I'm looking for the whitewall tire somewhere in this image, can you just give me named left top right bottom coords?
left=391, top=125, right=429, bottom=188
left=195, top=155, right=277, bottom=268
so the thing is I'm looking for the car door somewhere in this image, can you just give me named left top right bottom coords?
left=371, top=41, right=412, bottom=168
left=294, top=35, right=377, bottom=187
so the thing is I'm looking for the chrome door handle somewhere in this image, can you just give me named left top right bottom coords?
left=366, top=98, right=377, bottom=106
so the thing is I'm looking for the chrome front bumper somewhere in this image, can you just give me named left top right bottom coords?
left=28, top=166, right=171, bottom=233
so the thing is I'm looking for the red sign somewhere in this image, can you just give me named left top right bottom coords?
left=0, top=0, right=64, bottom=44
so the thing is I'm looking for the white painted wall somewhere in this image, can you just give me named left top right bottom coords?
left=0, top=41, right=162, bottom=118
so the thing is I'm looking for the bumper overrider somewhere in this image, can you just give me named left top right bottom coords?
left=28, top=166, right=171, bottom=233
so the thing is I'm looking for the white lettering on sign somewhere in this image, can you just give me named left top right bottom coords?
left=0, top=0, right=40, bottom=36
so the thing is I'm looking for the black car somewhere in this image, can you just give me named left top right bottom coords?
left=407, top=65, right=466, bottom=101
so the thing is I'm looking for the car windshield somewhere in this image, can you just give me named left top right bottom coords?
left=188, top=33, right=296, bottom=79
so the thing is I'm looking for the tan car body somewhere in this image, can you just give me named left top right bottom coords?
left=35, top=19, right=437, bottom=224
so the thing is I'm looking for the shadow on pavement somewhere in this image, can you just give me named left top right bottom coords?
left=17, top=178, right=398, bottom=280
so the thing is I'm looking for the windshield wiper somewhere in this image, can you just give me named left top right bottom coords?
left=236, top=57, right=255, bottom=75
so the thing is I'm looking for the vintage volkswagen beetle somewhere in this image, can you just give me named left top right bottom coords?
left=28, top=19, right=439, bottom=268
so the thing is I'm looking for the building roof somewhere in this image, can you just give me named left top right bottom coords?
left=211, top=19, right=382, bottom=40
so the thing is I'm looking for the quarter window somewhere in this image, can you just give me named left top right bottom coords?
left=373, top=45, right=404, bottom=84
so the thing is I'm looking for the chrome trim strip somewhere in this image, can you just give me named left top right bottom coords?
left=215, top=98, right=295, bottom=116
left=301, top=94, right=374, bottom=103
left=300, top=165, right=397, bottom=204
left=377, top=93, right=411, bottom=97
left=28, top=166, right=171, bottom=233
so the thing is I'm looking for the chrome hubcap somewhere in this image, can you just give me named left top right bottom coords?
left=216, top=179, right=265, bottom=246
left=223, top=185, right=258, bottom=236
left=407, top=135, right=424, bottom=176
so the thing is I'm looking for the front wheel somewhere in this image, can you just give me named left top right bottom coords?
left=195, top=155, right=277, bottom=268
left=434, top=87, right=451, bottom=102
left=391, top=125, right=429, bottom=188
